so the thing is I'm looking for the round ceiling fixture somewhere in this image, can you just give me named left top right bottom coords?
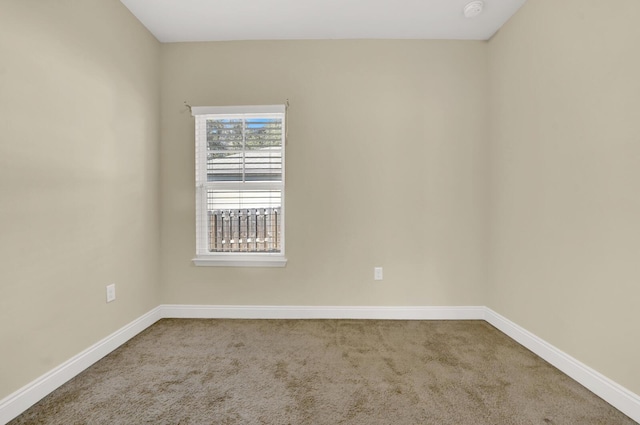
left=463, top=1, right=484, bottom=18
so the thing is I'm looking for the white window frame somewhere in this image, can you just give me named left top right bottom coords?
left=191, top=105, right=287, bottom=267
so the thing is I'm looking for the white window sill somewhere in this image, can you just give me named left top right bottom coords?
left=192, top=255, right=287, bottom=267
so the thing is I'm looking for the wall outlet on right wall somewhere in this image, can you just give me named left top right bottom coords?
left=374, top=267, right=383, bottom=281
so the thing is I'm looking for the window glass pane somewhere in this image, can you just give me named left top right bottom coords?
left=207, top=152, right=243, bottom=182
left=245, top=148, right=282, bottom=181
left=245, top=118, right=282, bottom=149
left=207, top=190, right=281, bottom=253
left=207, top=190, right=281, bottom=210
left=207, top=119, right=243, bottom=151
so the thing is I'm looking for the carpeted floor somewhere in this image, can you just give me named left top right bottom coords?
left=9, top=319, right=637, bottom=425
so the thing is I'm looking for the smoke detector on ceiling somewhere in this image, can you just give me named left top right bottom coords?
left=463, top=1, right=484, bottom=18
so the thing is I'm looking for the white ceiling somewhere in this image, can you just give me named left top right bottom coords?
left=119, top=0, right=527, bottom=43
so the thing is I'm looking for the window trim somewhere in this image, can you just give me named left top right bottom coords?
left=191, top=104, right=287, bottom=267
left=192, top=254, right=287, bottom=268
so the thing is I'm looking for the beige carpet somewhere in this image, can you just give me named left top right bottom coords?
left=9, top=319, right=637, bottom=424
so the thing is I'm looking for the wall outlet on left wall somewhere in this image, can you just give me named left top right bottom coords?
left=106, top=284, right=116, bottom=303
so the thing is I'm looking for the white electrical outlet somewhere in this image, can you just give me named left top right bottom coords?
left=374, top=267, right=383, bottom=281
left=106, top=284, right=116, bottom=303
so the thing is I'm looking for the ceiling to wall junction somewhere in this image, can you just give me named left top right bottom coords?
left=120, top=0, right=527, bottom=42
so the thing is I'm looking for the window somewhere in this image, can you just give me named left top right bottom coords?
left=191, top=105, right=286, bottom=267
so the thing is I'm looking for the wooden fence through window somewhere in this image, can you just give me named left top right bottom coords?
left=208, top=208, right=280, bottom=252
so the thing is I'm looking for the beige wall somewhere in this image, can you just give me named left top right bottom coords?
left=0, top=0, right=161, bottom=399
left=488, top=0, right=640, bottom=394
left=160, top=41, right=489, bottom=307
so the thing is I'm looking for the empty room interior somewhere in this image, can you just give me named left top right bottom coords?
left=1, top=0, right=639, bottom=423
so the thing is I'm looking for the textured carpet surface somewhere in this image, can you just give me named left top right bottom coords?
left=9, top=319, right=637, bottom=425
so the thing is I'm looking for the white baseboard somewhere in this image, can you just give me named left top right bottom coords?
left=484, top=308, right=640, bottom=423
left=0, top=307, right=162, bottom=425
left=2, top=305, right=639, bottom=425
left=159, top=304, right=486, bottom=320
